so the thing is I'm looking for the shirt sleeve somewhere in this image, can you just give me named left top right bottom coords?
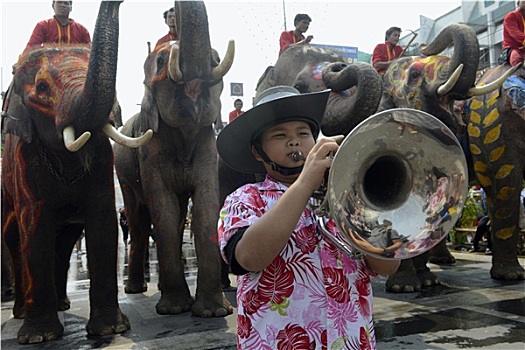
left=504, top=12, right=525, bottom=48
left=279, top=31, right=293, bottom=56
left=224, top=227, right=250, bottom=275
left=25, top=21, right=47, bottom=52
left=371, top=43, right=385, bottom=68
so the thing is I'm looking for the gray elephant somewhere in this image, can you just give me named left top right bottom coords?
left=113, top=0, right=234, bottom=317
left=377, top=23, right=524, bottom=292
left=0, top=1, right=145, bottom=344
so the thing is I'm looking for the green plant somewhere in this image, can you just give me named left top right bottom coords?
left=457, top=196, right=483, bottom=228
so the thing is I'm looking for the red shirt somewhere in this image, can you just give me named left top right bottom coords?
left=279, top=30, right=304, bottom=56
left=155, top=32, right=178, bottom=49
left=372, top=42, right=403, bottom=74
left=24, top=17, right=91, bottom=52
left=503, top=9, right=525, bottom=50
left=228, top=109, right=244, bottom=123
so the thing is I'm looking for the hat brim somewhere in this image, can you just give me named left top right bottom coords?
left=217, top=89, right=330, bottom=174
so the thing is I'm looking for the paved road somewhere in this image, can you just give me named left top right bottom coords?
left=2, top=239, right=524, bottom=349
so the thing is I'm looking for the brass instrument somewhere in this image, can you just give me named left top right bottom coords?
left=298, top=108, right=468, bottom=260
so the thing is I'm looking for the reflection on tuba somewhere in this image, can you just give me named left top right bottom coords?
left=309, top=108, right=468, bottom=260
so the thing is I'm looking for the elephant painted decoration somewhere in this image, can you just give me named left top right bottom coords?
left=377, top=23, right=524, bottom=292
left=0, top=1, right=150, bottom=344
left=219, top=44, right=384, bottom=204
left=113, top=0, right=234, bottom=317
left=463, top=64, right=525, bottom=280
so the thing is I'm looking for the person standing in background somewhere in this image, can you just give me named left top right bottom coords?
left=228, top=99, right=244, bottom=123
left=372, top=26, right=403, bottom=75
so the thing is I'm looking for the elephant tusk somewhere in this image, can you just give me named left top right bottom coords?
left=211, top=40, right=235, bottom=80
left=63, top=126, right=91, bottom=152
left=437, top=64, right=463, bottom=96
left=168, top=44, right=183, bottom=82
left=103, top=123, right=153, bottom=148
left=467, top=64, right=521, bottom=97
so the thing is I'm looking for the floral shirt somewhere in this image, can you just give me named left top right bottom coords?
left=218, top=175, right=377, bottom=350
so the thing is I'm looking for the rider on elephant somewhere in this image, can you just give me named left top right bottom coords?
left=279, top=13, right=313, bottom=56
left=372, top=26, right=403, bottom=75
left=503, top=0, right=525, bottom=66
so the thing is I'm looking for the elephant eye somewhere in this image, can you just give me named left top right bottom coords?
left=409, top=69, right=421, bottom=81
left=156, top=56, right=165, bottom=69
left=293, top=82, right=310, bottom=93
left=36, top=81, right=50, bottom=94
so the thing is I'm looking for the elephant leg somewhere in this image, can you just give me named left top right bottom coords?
left=489, top=180, right=525, bottom=280
left=84, top=182, right=130, bottom=336
left=154, top=194, right=194, bottom=315
left=1, top=235, right=14, bottom=302
left=428, top=239, right=456, bottom=265
left=414, top=251, right=441, bottom=287
left=385, top=258, right=422, bottom=293
left=191, top=185, right=233, bottom=318
left=125, top=203, right=151, bottom=294
left=17, top=211, right=63, bottom=344
left=54, top=224, right=83, bottom=311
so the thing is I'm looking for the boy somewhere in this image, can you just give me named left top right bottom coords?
left=217, top=86, right=400, bottom=349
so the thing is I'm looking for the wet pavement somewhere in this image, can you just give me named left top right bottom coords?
left=1, top=232, right=524, bottom=349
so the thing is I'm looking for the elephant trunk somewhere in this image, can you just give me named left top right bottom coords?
left=81, top=1, right=121, bottom=131
left=420, top=24, right=479, bottom=99
left=175, top=0, right=212, bottom=81
left=321, top=62, right=382, bottom=135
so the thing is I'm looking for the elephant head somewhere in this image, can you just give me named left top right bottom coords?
left=378, top=24, right=480, bottom=134
left=255, top=45, right=382, bottom=137
left=2, top=1, right=149, bottom=154
left=139, top=0, right=234, bottom=135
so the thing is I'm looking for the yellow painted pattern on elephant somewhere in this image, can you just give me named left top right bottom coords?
left=470, top=110, right=481, bottom=124
left=495, top=164, right=514, bottom=179
left=496, top=207, right=513, bottom=219
left=483, top=124, right=501, bottom=145
left=474, top=161, right=488, bottom=173
left=469, top=144, right=481, bottom=155
left=489, top=145, right=505, bottom=162
left=487, top=90, right=499, bottom=108
left=496, top=226, right=515, bottom=240
left=476, top=173, right=492, bottom=187
left=483, top=109, right=500, bottom=127
left=470, top=99, right=483, bottom=110
left=468, top=123, right=480, bottom=137
left=497, top=187, right=515, bottom=200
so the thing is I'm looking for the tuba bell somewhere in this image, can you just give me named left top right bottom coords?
left=311, top=108, right=468, bottom=260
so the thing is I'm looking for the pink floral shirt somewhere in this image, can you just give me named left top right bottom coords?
left=218, top=175, right=378, bottom=349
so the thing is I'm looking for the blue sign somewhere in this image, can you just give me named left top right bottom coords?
left=312, top=44, right=358, bottom=59
left=230, top=82, right=244, bottom=97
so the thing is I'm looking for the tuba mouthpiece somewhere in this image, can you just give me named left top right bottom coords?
left=290, top=151, right=306, bottom=162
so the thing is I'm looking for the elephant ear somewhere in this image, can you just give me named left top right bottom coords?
left=139, top=86, right=159, bottom=133
left=255, top=66, right=276, bottom=92
left=2, top=89, right=33, bottom=143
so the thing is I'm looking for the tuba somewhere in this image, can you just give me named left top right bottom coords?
left=310, top=108, right=468, bottom=260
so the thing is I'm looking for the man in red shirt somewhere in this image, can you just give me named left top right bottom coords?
left=372, top=26, right=403, bottom=75
left=155, top=7, right=178, bottom=49
left=24, top=1, right=91, bottom=52
left=503, top=1, right=525, bottom=66
left=279, top=14, right=313, bottom=56
left=228, top=99, right=244, bottom=123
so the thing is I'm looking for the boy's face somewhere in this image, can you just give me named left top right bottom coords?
left=53, top=1, right=72, bottom=17
left=253, top=120, right=315, bottom=181
left=295, top=19, right=310, bottom=33
left=166, top=11, right=176, bottom=27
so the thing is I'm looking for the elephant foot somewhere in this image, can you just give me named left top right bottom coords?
left=57, top=296, right=71, bottom=311
left=417, top=266, right=441, bottom=287
left=490, top=262, right=525, bottom=280
left=192, top=291, right=234, bottom=318
left=86, top=308, right=130, bottom=336
left=428, top=255, right=456, bottom=265
left=17, top=315, right=64, bottom=344
left=124, top=280, right=147, bottom=294
left=13, top=302, right=26, bottom=319
left=385, top=269, right=422, bottom=293
left=156, top=293, right=194, bottom=315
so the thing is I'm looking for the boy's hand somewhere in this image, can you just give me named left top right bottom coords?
left=296, top=137, right=339, bottom=194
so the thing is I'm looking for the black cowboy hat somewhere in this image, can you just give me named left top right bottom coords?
left=217, top=86, right=330, bottom=174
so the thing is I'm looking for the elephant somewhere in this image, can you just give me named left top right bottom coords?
left=0, top=1, right=151, bottom=344
left=376, top=23, right=524, bottom=292
left=113, top=0, right=234, bottom=317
